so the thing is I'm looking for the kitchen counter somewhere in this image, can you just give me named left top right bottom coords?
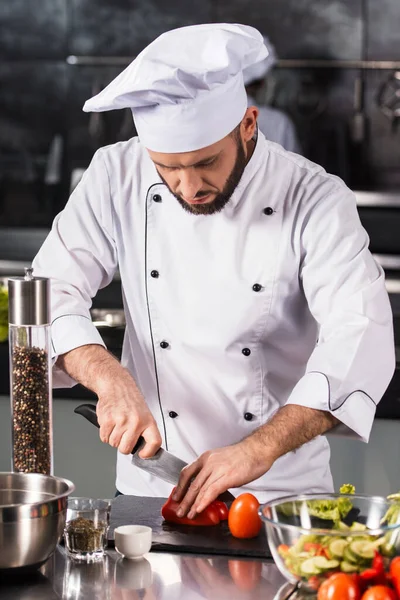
left=0, top=546, right=292, bottom=600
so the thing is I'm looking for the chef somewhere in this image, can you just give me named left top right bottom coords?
left=243, top=35, right=301, bottom=154
left=33, top=23, right=394, bottom=519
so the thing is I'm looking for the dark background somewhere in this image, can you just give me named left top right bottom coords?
left=1, top=0, right=400, bottom=228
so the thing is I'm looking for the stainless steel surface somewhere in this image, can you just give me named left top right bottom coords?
left=0, top=472, right=75, bottom=570
left=0, top=545, right=289, bottom=599
left=66, top=54, right=400, bottom=70
left=355, top=190, right=400, bottom=207
left=386, top=279, right=400, bottom=294
left=8, top=268, right=50, bottom=325
left=374, top=255, right=400, bottom=270
left=44, top=135, right=63, bottom=186
left=0, top=260, right=29, bottom=276
left=131, top=443, right=188, bottom=487
left=279, top=59, right=400, bottom=70
left=378, top=71, right=400, bottom=127
left=275, top=582, right=300, bottom=600
left=67, top=55, right=135, bottom=66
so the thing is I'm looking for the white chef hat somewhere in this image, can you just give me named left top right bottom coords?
left=83, top=23, right=269, bottom=153
left=242, top=36, right=277, bottom=86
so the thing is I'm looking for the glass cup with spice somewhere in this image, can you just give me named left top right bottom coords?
left=64, top=497, right=111, bottom=561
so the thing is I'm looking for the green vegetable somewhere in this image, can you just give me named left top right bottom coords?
left=329, top=539, right=348, bottom=559
left=340, top=561, right=359, bottom=573
left=348, top=540, right=376, bottom=562
left=0, top=286, right=8, bottom=343
left=313, top=556, right=340, bottom=571
left=283, top=529, right=387, bottom=583
left=342, top=545, right=359, bottom=565
left=299, top=556, right=340, bottom=577
left=382, top=492, right=400, bottom=527
left=306, top=496, right=353, bottom=523
left=339, top=484, right=356, bottom=495
left=350, top=522, right=367, bottom=532
left=278, top=484, right=400, bottom=586
left=278, top=484, right=355, bottom=524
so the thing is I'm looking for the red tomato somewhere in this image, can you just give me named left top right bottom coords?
left=308, top=575, right=322, bottom=590
left=228, top=493, right=262, bottom=539
left=212, top=500, right=229, bottom=521
left=390, top=557, right=400, bottom=598
left=278, top=544, right=290, bottom=556
left=228, top=559, right=262, bottom=591
left=361, top=586, right=397, bottom=600
left=318, top=573, right=361, bottom=600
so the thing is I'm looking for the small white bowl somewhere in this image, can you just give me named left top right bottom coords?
left=114, top=525, right=152, bottom=560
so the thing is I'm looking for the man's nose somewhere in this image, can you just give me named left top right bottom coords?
left=177, top=169, right=203, bottom=201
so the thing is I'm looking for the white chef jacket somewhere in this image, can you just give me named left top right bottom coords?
left=248, top=94, right=301, bottom=154
left=32, top=131, right=395, bottom=503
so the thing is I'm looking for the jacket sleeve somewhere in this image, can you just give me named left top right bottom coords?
left=285, top=185, right=395, bottom=442
left=32, top=149, right=118, bottom=388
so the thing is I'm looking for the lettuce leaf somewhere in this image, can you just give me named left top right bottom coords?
left=277, top=484, right=355, bottom=523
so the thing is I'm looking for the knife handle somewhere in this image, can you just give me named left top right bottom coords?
left=74, top=403, right=145, bottom=455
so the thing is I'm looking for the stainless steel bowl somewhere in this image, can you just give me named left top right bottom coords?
left=0, top=472, right=75, bottom=571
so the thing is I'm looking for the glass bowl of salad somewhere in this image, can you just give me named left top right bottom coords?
left=260, top=491, right=400, bottom=593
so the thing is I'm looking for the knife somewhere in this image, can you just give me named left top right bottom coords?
left=74, top=403, right=235, bottom=502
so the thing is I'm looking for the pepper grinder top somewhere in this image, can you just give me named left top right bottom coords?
left=8, top=267, right=50, bottom=326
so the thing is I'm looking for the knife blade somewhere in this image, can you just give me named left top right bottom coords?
left=74, top=403, right=235, bottom=502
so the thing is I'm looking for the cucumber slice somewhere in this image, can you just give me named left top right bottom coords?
left=340, top=561, right=359, bottom=573
left=313, top=557, right=340, bottom=571
left=300, top=557, right=322, bottom=576
left=348, top=540, right=375, bottom=561
left=336, top=521, right=350, bottom=531
left=343, top=546, right=359, bottom=564
left=329, top=539, right=348, bottom=559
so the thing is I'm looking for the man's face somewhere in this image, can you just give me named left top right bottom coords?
left=147, top=129, right=247, bottom=216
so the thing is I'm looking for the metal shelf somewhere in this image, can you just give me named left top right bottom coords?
left=66, top=55, right=400, bottom=70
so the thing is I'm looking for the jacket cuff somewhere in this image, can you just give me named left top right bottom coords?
left=51, top=314, right=106, bottom=389
left=285, top=372, right=376, bottom=442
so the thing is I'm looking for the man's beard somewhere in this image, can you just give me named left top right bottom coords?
left=159, top=138, right=247, bottom=216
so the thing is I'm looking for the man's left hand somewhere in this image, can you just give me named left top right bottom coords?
left=172, top=439, right=273, bottom=519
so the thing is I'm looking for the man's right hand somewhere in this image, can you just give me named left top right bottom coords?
left=95, top=368, right=162, bottom=457
left=56, top=344, right=162, bottom=458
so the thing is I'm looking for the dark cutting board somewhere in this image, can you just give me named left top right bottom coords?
left=109, top=495, right=271, bottom=558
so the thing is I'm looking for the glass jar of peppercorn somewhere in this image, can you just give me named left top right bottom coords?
left=8, top=267, right=53, bottom=475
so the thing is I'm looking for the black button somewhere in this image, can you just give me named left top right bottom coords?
left=153, top=194, right=162, bottom=202
left=242, top=348, right=251, bottom=356
left=263, top=207, right=274, bottom=215
left=244, top=412, right=254, bottom=421
left=252, top=283, right=262, bottom=292
left=160, top=341, right=169, bottom=349
left=169, top=411, right=178, bottom=419
left=150, top=270, right=159, bottom=278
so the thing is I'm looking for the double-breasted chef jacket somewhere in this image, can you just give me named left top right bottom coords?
left=33, top=131, right=395, bottom=503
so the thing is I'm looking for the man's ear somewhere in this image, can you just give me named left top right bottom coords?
left=240, top=107, right=259, bottom=143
